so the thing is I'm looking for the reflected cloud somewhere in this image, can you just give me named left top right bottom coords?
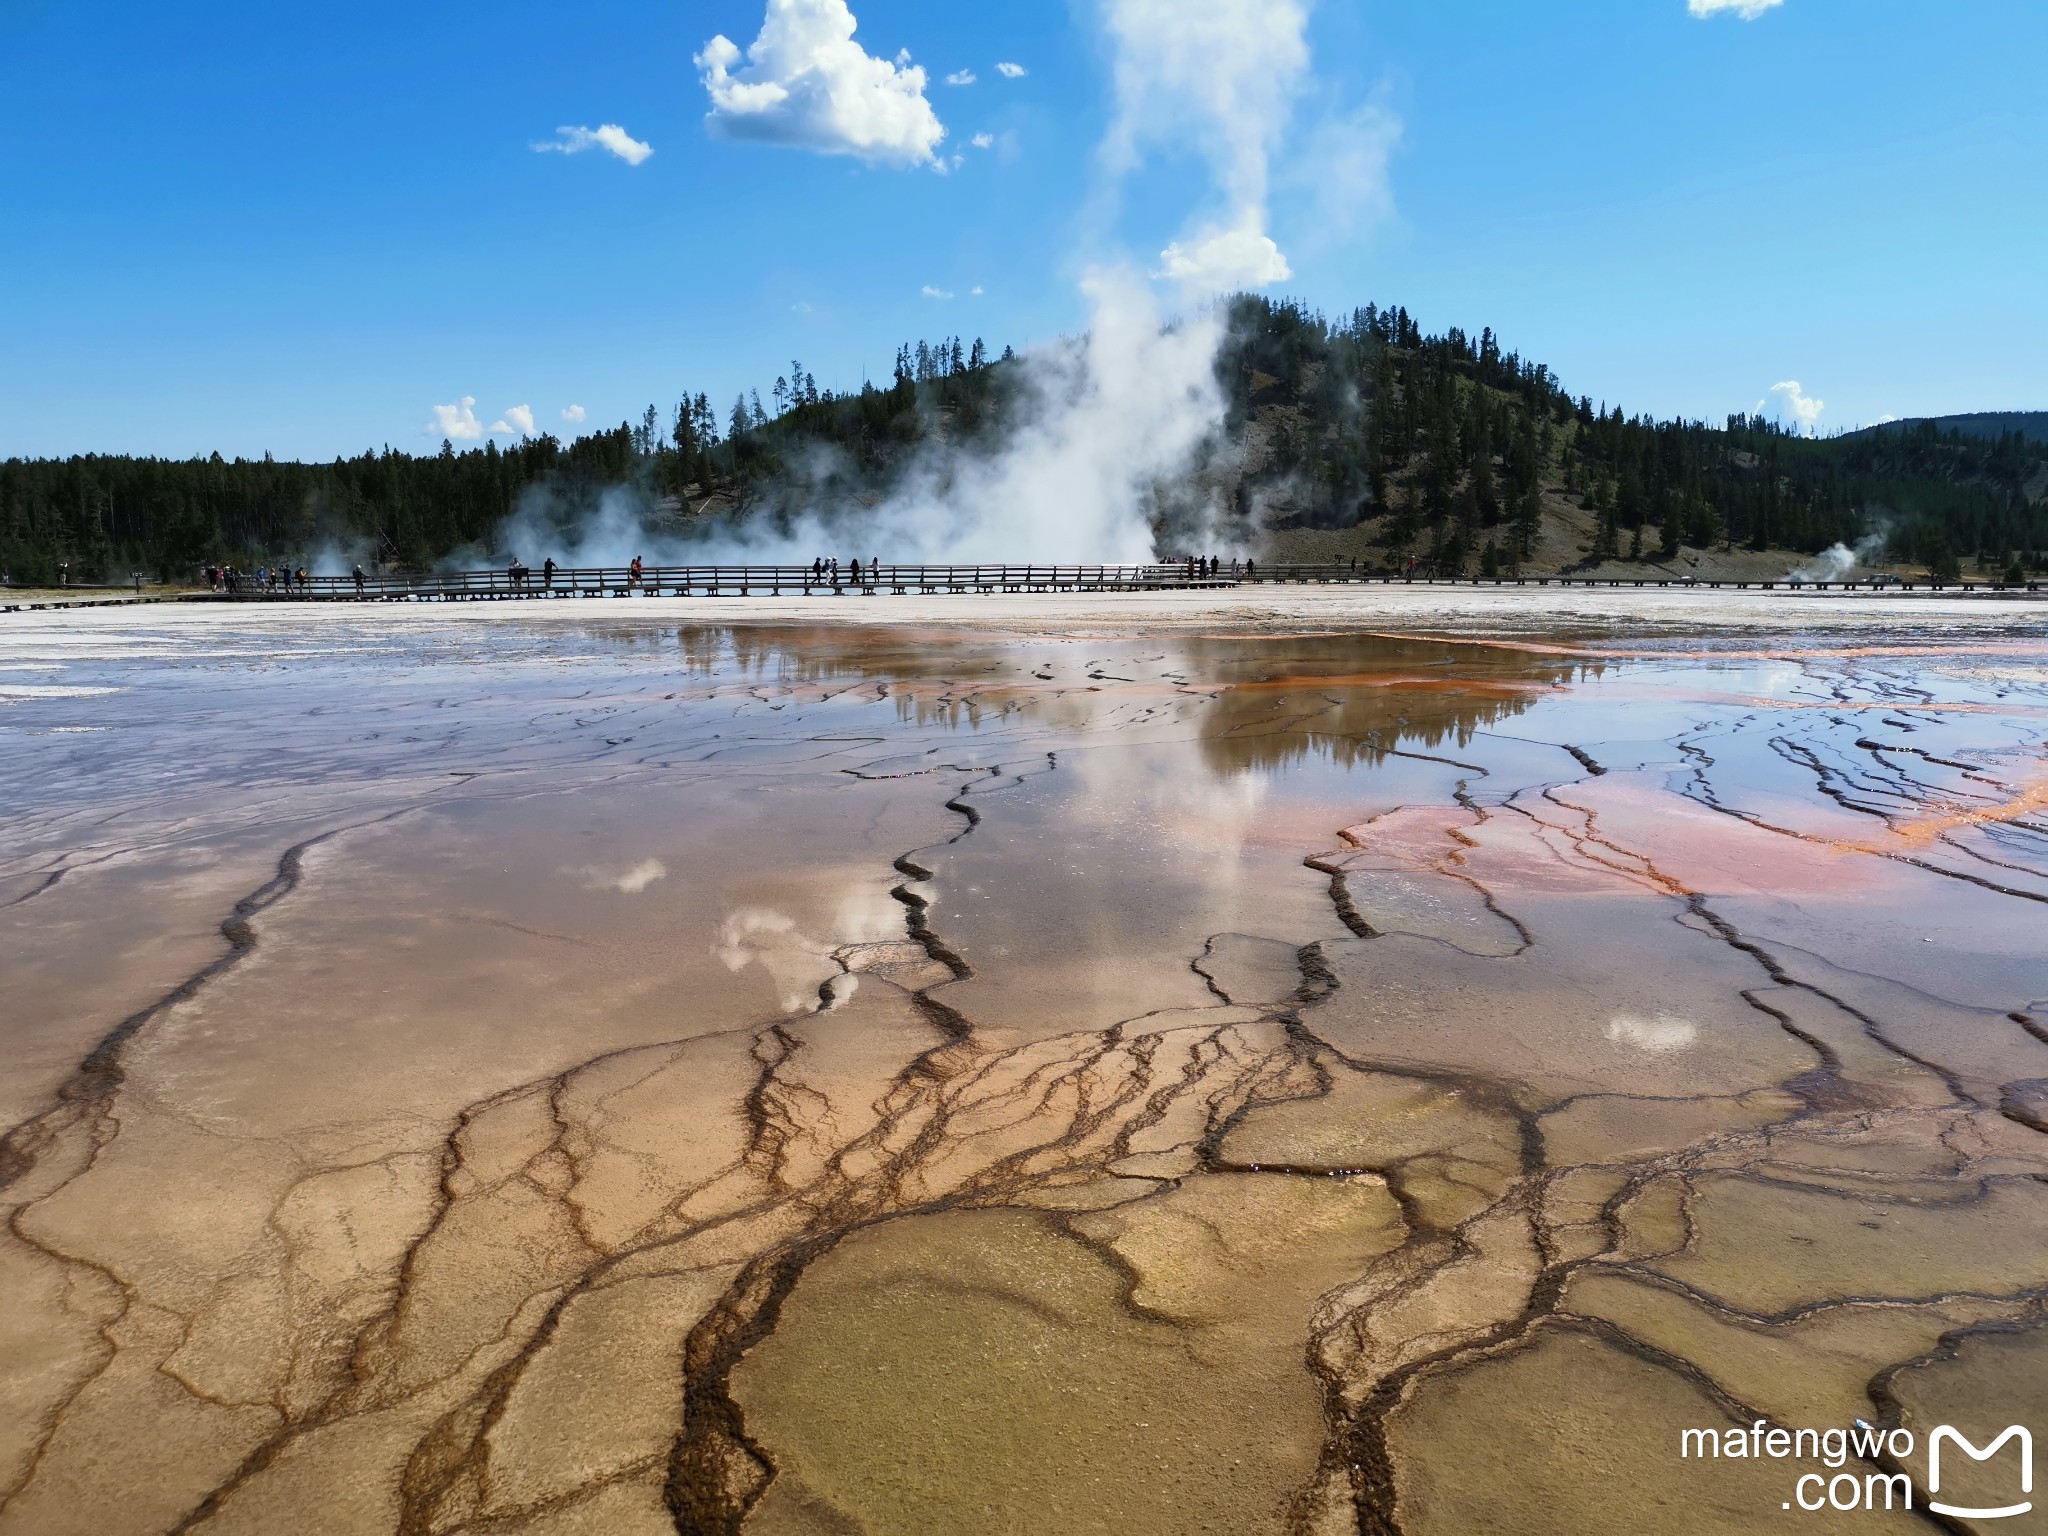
left=716, top=906, right=841, bottom=1013
left=574, top=858, right=669, bottom=893
left=1606, top=1013, right=1699, bottom=1052
left=714, top=876, right=907, bottom=1014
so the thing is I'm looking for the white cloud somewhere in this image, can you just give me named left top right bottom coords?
left=995, top=61, right=1026, bottom=78
left=1770, top=379, right=1825, bottom=431
left=970, top=285, right=984, bottom=295
left=1156, top=214, right=1292, bottom=287
left=490, top=404, right=536, bottom=437
left=970, top=131, right=994, bottom=149
left=561, top=404, right=587, bottom=424
left=946, top=69, right=976, bottom=86
left=1103, top=0, right=1311, bottom=293
left=921, top=284, right=954, bottom=299
left=532, top=123, right=654, bottom=165
left=1688, top=0, right=1783, bottom=16
left=695, top=0, right=945, bottom=168
left=431, top=397, right=484, bottom=441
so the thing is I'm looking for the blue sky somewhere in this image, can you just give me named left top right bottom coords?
left=2, top=0, right=2043, bottom=460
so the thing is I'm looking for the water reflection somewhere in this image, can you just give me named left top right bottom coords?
left=633, top=624, right=1599, bottom=776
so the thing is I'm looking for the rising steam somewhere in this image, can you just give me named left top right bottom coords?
left=1789, top=525, right=1890, bottom=582
left=493, top=0, right=1335, bottom=568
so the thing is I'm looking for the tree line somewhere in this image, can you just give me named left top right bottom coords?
left=1, top=300, right=2038, bottom=583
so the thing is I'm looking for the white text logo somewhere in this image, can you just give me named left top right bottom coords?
left=1928, top=1425, right=2032, bottom=1520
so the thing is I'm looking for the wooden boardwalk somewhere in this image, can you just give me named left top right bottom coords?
left=197, top=561, right=2043, bottom=602
left=7, top=562, right=2043, bottom=613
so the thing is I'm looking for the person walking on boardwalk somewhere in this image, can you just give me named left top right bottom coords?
left=352, top=564, right=365, bottom=596
left=543, top=557, right=557, bottom=590
left=850, top=556, right=863, bottom=585
left=629, top=555, right=644, bottom=590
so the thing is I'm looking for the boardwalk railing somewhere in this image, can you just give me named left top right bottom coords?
left=1244, top=567, right=2042, bottom=593
left=200, top=561, right=2043, bottom=600
left=208, top=564, right=1237, bottom=600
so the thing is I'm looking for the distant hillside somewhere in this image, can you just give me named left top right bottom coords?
left=1201, top=297, right=2044, bottom=580
left=1850, top=412, right=2048, bottom=444
left=3, top=307, right=2044, bottom=583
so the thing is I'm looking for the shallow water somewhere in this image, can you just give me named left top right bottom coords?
left=3, top=607, right=2046, bottom=1535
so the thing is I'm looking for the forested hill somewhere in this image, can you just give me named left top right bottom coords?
left=2, top=304, right=2043, bottom=584
left=1847, top=411, right=2048, bottom=444
left=1209, top=299, right=2045, bottom=579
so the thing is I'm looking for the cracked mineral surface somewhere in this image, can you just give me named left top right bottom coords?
left=3, top=601, right=2046, bottom=1535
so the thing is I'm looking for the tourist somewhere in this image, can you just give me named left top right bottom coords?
left=352, top=564, right=365, bottom=595
left=543, top=557, right=557, bottom=589
left=629, top=555, right=644, bottom=589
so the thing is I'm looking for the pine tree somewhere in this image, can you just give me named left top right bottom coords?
left=1517, top=480, right=1543, bottom=558
left=1660, top=496, right=1683, bottom=558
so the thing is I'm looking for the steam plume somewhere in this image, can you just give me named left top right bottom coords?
left=1790, top=527, right=1889, bottom=582
left=502, top=0, right=1338, bottom=567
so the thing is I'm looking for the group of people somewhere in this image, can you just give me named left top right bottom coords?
left=505, top=557, right=560, bottom=589
left=204, top=563, right=313, bottom=593
left=1180, top=554, right=1256, bottom=581
left=809, top=556, right=882, bottom=585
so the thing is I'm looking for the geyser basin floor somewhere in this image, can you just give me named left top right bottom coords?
left=2, top=600, right=2046, bottom=1536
